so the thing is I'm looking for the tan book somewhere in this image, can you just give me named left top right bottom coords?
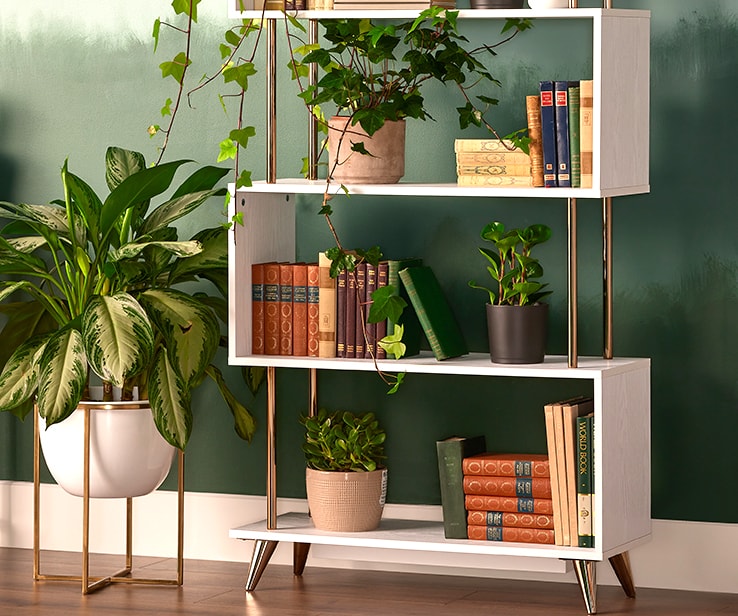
left=318, top=252, right=337, bottom=358
left=457, top=174, right=533, bottom=187
left=562, top=397, right=595, bottom=545
left=455, top=151, right=531, bottom=165
left=579, top=79, right=594, bottom=188
left=456, top=163, right=532, bottom=176
left=543, top=402, right=565, bottom=546
left=526, top=94, right=545, bottom=187
left=454, top=138, right=524, bottom=153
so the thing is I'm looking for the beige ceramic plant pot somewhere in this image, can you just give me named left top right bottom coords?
left=327, top=116, right=406, bottom=184
left=305, top=467, right=387, bottom=532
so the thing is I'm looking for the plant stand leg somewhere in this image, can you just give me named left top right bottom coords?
left=573, top=559, right=597, bottom=614
left=608, top=551, right=636, bottom=598
left=245, top=539, right=279, bottom=591
left=293, top=543, right=311, bottom=576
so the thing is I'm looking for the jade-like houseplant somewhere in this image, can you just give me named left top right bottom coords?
left=0, top=146, right=256, bottom=463
left=468, top=221, right=552, bottom=364
left=301, top=408, right=387, bottom=532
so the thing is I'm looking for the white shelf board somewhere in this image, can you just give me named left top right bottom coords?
left=229, top=512, right=599, bottom=561
left=228, top=352, right=649, bottom=380
left=232, top=178, right=649, bottom=199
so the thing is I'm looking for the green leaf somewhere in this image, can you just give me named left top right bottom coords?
left=105, top=146, right=147, bottom=191
left=368, top=285, right=406, bottom=324
left=167, top=227, right=227, bottom=285
left=149, top=348, right=192, bottom=450
left=218, top=138, right=238, bottom=163
left=229, top=126, right=256, bottom=147
left=386, top=371, right=405, bottom=394
left=140, top=188, right=224, bottom=236
left=159, top=51, right=192, bottom=84
left=242, top=366, right=266, bottom=396
left=205, top=364, right=256, bottom=442
left=0, top=335, right=48, bottom=411
left=223, top=61, right=257, bottom=91
left=152, top=18, right=162, bottom=52
left=236, top=169, right=252, bottom=188
left=377, top=323, right=406, bottom=360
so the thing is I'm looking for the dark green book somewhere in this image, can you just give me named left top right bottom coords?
left=568, top=81, right=581, bottom=188
left=387, top=258, right=424, bottom=358
left=576, top=412, right=594, bottom=548
left=398, top=266, right=468, bottom=361
left=436, top=435, right=486, bottom=539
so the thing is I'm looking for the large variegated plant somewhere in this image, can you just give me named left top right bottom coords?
left=0, top=146, right=256, bottom=450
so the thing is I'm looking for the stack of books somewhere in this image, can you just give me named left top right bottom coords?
left=543, top=396, right=595, bottom=547
left=331, top=0, right=455, bottom=10
left=454, top=139, right=533, bottom=187
left=462, top=452, right=555, bottom=544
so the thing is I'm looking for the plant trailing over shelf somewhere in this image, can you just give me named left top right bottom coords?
left=0, top=146, right=256, bottom=450
left=301, top=408, right=386, bottom=472
left=469, top=221, right=552, bottom=306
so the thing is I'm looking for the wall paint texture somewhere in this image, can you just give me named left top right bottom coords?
left=1, top=0, right=737, bottom=525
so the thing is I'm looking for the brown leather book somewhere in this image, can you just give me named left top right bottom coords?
left=307, top=263, right=320, bottom=357
left=292, top=263, right=308, bottom=357
left=279, top=263, right=293, bottom=356
left=251, top=263, right=265, bottom=355
left=263, top=262, right=280, bottom=356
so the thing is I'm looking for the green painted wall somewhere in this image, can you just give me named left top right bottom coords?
left=1, top=0, right=737, bottom=524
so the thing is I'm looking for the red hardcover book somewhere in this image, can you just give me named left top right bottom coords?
left=307, top=263, right=320, bottom=357
left=375, top=261, right=388, bottom=360
left=279, top=263, right=293, bottom=356
left=337, top=269, right=348, bottom=357
left=466, top=510, right=554, bottom=530
left=465, top=495, right=554, bottom=516
left=364, top=262, right=377, bottom=358
left=251, top=263, right=265, bottom=355
left=292, top=263, right=308, bottom=357
left=354, top=262, right=366, bottom=357
left=345, top=269, right=356, bottom=358
left=263, top=262, right=281, bottom=355
left=462, top=453, right=549, bottom=478
left=462, top=476, right=552, bottom=499
left=467, top=525, right=555, bottom=544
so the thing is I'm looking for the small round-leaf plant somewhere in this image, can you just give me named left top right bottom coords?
left=301, top=408, right=387, bottom=472
left=469, top=221, right=553, bottom=306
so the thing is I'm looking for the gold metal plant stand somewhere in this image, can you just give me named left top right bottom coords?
left=32, top=407, right=185, bottom=594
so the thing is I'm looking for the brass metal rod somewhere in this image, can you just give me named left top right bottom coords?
left=126, top=498, right=133, bottom=571
left=307, top=20, right=319, bottom=180
left=266, top=19, right=277, bottom=183
left=33, top=409, right=40, bottom=580
left=309, top=368, right=318, bottom=417
left=267, top=366, right=277, bottom=529
left=567, top=197, right=578, bottom=368
left=603, top=196, right=613, bottom=359
left=82, top=407, right=91, bottom=594
left=177, top=449, right=185, bottom=585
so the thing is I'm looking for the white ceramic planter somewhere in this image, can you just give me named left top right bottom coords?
left=39, top=400, right=175, bottom=499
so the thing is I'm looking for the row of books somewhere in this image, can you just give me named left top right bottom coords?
left=543, top=395, right=595, bottom=547
left=453, top=78, right=594, bottom=189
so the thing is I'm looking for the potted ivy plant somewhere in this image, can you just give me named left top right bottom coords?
left=301, top=408, right=387, bottom=532
left=468, top=221, right=552, bottom=364
left=0, top=146, right=256, bottom=497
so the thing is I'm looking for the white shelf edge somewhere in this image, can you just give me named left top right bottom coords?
left=230, top=179, right=649, bottom=199
left=229, top=512, right=603, bottom=561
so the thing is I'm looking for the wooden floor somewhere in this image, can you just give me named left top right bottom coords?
left=2, top=548, right=736, bottom=615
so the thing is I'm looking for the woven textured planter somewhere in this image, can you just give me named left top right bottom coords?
left=306, top=467, right=387, bottom=532
left=328, top=116, right=406, bottom=184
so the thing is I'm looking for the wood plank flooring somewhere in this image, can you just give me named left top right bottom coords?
left=1, top=548, right=736, bottom=615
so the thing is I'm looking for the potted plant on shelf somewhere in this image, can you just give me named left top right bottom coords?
left=0, top=146, right=256, bottom=498
left=468, top=221, right=552, bottom=364
left=301, top=408, right=387, bottom=532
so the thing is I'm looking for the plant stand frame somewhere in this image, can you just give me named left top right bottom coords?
left=32, top=408, right=185, bottom=594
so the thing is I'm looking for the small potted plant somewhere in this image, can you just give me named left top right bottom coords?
left=468, top=221, right=552, bottom=364
left=301, top=408, right=387, bottom=532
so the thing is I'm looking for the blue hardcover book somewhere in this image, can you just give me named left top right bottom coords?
left=554, top=80, right=571, bottom=188
left=539, top=80, right=558, bottom=188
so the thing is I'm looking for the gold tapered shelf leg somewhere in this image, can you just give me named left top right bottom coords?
left=609, top=551, right=636, bottom=598
left=573, top=559, right=597, bottom=614
left=293, top=542, right=311, bottom=576
left=246, top=539, right=279, bottom=591
left=33, top=408, right=185, bottom=593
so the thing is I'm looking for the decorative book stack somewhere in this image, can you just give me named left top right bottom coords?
left=462, top=453, right=555, bottom=544
left=454, top=139, right=533, bottom=187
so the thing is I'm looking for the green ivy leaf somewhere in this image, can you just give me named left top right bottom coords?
left=223, top=62, right=257, bottom=91
left=152, top=18, right=162, bottom=52
left=368, top=285, right=405, bottom=324
left=229, top=126, right=256, bottom=147
left=161, top=97, right=173, bottom=117
left=159, top=51, right=191, bottom=83
left=378, top=323, right=406, bottom=360
left=236, top=169, right=252, bottom=189
left=386, top=371, right=405, bottom=394
left=217, top=138, right=238, bottom=163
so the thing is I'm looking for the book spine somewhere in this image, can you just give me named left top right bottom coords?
left=554, top=80, right=571, bottom=188
left=539, top=80, right=558, bottom=188
left=579, top=79, right=594, bottom=189
left=375, top=261, right=388, bottom=360
left=306, top=263, right=320, bottom=357
left=345, top=268, right=356, bottom=358
left=364, top=262, right=377, bottom=358
left=251, top=263, right=265, bottom=355
left=456, top=151, right=532, bottom=165
left=263, top=262, right=281, bottom=356
left=292, top=263, right=308, bottom=357
left=387, top=258, right=423, bottom=357
left=354, top=262, right=366, bottom=357
left=456, top=175, right=533, bottom=187
left=436, top=436, right=487, bottom=539
left=525, top=94, right=545, bottom=187
left=552, top=401, right=571, bottom=546
left=456, top=164, right=532, bottom=176
left=454, top=138, right=521, bottom=153
left=317, top=252, right=336, bottom=358
left=577, top=413, right=595, bottom=548
left=467, top=525, right=555, bottom=544
left=279, top=263, right=293, bottom=356
left=336, top=269, right=347, bottom=358
left=466, top=510, right=554, bottom=530
left=567, top=82, right=581, bottom=188
left=543, top=403, right=565, bottom=545
left=464, top=495, right=554, bottom=516
left=462, top=476, right=552, bottom=499
left=462, top=455, right=549, bottom=478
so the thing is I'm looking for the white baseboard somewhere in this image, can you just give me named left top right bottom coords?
left=1, top=481, right=735, bottom=594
